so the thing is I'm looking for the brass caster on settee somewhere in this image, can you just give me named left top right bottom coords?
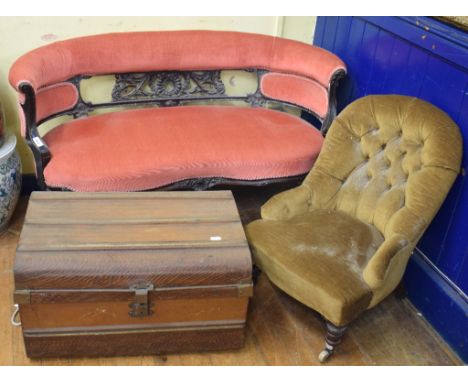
left=318, top=321, right=348, bottom=363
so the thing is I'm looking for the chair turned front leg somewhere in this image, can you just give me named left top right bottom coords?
left=318, top=321, right=348, bottom=363
left=252, top=264, right=262, bottom=285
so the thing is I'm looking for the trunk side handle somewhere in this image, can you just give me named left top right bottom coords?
left=11, top=304, right=21, bottom=326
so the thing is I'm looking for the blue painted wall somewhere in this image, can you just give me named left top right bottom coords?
left=314, top=16, right=467, bottom=361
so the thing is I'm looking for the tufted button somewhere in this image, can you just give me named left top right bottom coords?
left=381, top=143, right=387, bottom=150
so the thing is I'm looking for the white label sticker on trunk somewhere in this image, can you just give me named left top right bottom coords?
left=210, top=236, right=222, bottom=241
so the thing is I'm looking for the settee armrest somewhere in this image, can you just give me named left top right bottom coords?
left=260, top=185, right=311, bottom=221
left=362, top=234, right=410, bottom=291
left=18, top=83, right=51, bottom=189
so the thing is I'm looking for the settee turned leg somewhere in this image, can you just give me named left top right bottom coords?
left=318, top=321, right=348, bottom=363
left=252, top=264, right=262, bottom=285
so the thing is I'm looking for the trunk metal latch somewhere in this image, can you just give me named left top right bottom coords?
left=128, top=283, right=154, bottom=318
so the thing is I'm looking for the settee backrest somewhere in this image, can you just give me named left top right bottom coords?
left=9, top=30, right=346, bottom=137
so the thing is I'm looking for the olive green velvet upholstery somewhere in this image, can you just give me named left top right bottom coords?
left=246, top=95, right=462, bottom=326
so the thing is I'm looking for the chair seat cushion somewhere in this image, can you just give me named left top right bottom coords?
left=245, top=209, right=384, bottom=325
left=43, top=105, right=324, bottom=191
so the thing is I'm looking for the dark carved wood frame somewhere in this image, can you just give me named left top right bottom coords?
left=19, top=68, right=345, bottom=191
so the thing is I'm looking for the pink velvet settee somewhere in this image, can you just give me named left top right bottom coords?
left=9, top=31, right=346, bottom=191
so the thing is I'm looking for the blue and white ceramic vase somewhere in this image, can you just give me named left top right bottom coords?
left=0, top=134, right=21, bottom=233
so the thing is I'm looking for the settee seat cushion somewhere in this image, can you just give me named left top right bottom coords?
left=43, top=105, right=323, bottom=191
left=245, top=209, right=385, bottom=325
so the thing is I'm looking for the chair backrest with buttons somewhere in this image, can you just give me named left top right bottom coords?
left=304, top=95, right=462, bottom=242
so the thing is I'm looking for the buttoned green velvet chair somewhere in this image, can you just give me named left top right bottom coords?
left=245, top=95, right=462, bottom=362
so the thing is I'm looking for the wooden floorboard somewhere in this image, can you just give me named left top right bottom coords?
left=0, top=194, right=462, bottom=365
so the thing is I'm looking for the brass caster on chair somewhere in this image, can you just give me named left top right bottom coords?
left=252, top=264, right=262, bottom=285
left=318, top=347, right=333, bottom=363
left=318, top=321, right=347, bottom=363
